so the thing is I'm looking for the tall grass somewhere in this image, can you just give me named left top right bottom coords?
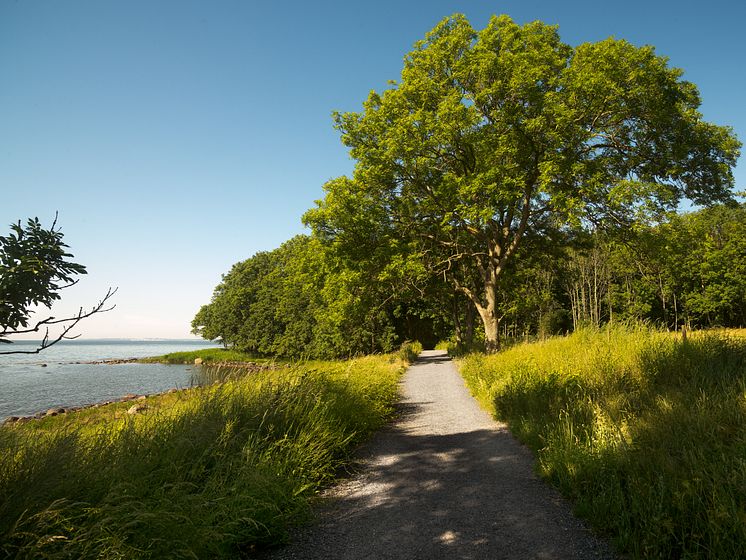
left=0, top=355, right=404, bottom=558
left=397, top=340, right=423, bottom=363
left=460, top=326, right=746, bottom=559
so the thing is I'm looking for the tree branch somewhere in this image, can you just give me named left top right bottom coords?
left=0, top=288, right=118, bottom=354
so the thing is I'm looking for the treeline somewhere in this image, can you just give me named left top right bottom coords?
left=192, top=203, right=746, bottom=357
left=499, top=203, right=746, bottom=339
left=192, top=235, right=449, bottom=358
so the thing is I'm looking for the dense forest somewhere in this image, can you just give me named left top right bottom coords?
left=192, top=202, right=746, bottom=357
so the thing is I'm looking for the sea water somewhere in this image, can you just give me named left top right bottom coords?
left=0, top=339, right=220, bottom=420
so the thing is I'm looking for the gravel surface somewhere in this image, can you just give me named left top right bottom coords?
left=263, top=350, right=618, bottom=559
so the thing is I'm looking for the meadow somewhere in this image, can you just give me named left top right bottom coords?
left=459, top=326, right=746, bottom=558
left=0, top=352, right=411, bottom=559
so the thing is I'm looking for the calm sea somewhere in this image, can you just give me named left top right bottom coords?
left=0, top=339, right=220, bottom=420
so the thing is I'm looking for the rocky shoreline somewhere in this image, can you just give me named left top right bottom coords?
left=2, top=360, right=275, bottom=426
left=1, top=390, right=172, bottom=425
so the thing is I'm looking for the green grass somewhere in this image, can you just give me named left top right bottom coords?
left=0, top=355, right=406, bottom=559
left=139, top=347, right=272, bottom=364
left=459, top=325, right=746, bottom=559
left=397, top=340, right=423, bottom=363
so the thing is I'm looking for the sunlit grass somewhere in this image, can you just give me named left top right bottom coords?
left=459, top=325, right=746, bottom=559
left=0, top=354, right=408, bottom=558
left=398, top=340, right=423, bottom=363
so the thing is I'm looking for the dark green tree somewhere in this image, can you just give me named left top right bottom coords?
left=191, top=233, right=453, bottom=358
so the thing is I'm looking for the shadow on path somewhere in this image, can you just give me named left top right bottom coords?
left=263, top=351, right=616, bottom=560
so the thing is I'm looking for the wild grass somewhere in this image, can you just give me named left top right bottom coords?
left=0, top=355, right=405, bottom=559
left=397, top=340, right=423, bottom=363
left=459, top=325, right=746, bottom=559
left=139, top=347, right=269, bottom=364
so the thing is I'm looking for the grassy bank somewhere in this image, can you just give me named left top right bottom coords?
left=0, top=354, right=409, bottom=558
left=138, top=347, right=269, bottom=364
left=459, top=326, right=746, bottom=559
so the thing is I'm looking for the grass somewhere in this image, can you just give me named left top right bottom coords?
left=0, top=353, right=411, bottom=559
left=138, top=347, right=272, bottom=364
left=397, top=340, right=423, bottom=363
left=459, top=325, right=746, bottom=559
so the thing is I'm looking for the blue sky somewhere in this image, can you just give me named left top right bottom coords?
left=1, top=0, right=744, bottom=339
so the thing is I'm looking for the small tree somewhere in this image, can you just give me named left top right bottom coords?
left=0, top=216, right=115, bottom=354
left=305, top=14, right=741, bottom=351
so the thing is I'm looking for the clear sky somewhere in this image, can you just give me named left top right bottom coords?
left=1, top=0, right=744, bottom=339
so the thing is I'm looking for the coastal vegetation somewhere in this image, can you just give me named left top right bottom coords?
left=193, top=203, right=746, bottom=358
left=0, top=353, right=409, bottom=558
left=459, top=326, right=746, bottom=558
left=139, top=347, right=271, bottom=364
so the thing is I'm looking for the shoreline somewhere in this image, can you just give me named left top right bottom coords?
left=1, top=389, right=179, bottom=425
left=1, top=360, right=275, bottom=425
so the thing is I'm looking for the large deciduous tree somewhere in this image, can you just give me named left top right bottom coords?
left=305, top=14, right=740, bottom=351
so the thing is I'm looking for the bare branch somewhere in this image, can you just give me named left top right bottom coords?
left=452, top=277, right=483, bottom=311
left=57, top=278, right=81, bottom=291
left=0, top=288, right=118, bottom=355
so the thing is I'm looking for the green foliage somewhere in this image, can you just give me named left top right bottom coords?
left=192, top=235, right=448, bottom=359
left=459, top=327, right=746, bottom=558
left=305, top=13, right=740, bottom=350
left=0, top=217, right=86, bottom=335
left=542, top=203, right=746, bottom=336
left=664, top=204, right=746, bottom=327
left=0, top=355, right=404, bottom=558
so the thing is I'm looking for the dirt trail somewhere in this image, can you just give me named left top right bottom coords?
left=265, top=350, right=616, bottom=559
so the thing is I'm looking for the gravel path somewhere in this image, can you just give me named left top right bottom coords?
left=264, top=350, right=617, bottom=559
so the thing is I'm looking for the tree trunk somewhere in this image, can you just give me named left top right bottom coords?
left=479, top=307, right=501, bottom=353
left=658, top=273, right=668, bottom=328
left=475, top=276, right=501, bottom=353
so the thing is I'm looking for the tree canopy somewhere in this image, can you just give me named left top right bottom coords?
left=304, top=14, right=741, bottom=350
